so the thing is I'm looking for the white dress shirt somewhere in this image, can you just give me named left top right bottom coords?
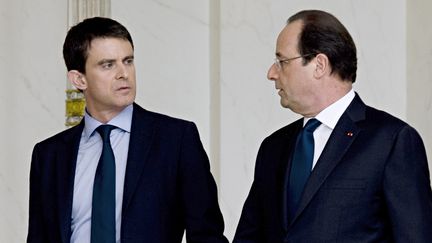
left=70, top=104, right=133, bottom=243
left=303, top=89, right=355, bottom=169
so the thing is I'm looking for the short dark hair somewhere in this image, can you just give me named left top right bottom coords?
left=63, top=17, right=134, bottom=73
left=288, top=10, right=357, bottom=82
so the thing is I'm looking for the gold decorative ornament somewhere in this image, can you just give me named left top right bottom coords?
left=65, top=89, right=85, bottom=126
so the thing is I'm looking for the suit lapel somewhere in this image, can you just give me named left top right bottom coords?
left=288, top=94, right=366, bottom=227
left=57, top=122, right=84, bottom=243
left=122, top=103, right=156, bottom=211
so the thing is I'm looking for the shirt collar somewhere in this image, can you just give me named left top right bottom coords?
left=304, top=89, right=355, bottom=129
left=83, top=104, right=133, bottom=139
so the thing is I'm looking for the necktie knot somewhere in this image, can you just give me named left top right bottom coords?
left=304, top=118, right=321, bottom=133
left=96, top=125, right=116, bottom=143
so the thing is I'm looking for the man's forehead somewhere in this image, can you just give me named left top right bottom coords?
left=279, top=21, right=302, bottom=41
left=88, top=37, right=131, bottom=48
left=87, top=38, right=133, bottom=54
left=275, top=22, right=302, bottom=56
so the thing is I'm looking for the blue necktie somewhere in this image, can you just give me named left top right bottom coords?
left=91, top=125, right=116, bottom=243
left=287, top=118, right=321, bottom=222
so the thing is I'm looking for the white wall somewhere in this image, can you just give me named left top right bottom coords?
left=407, top=0, right=432, bottom=161
left=219, top=0, right=410, bottom=239
left=0, top=0, right=430, bottom=242
left=112, top=1, right=212, bottom=149
left=0, top=0, right=67, bottom=242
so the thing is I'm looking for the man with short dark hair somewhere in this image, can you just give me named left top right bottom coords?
left=27, top=17, right=228, bottom=243
left=234, top=10, right=432, bottom=242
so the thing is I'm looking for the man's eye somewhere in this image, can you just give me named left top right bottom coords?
left=125, top=58, right=134, bottom=65
left=102, top=63, right=113, bottom=69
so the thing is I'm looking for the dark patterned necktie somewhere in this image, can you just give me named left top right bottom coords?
left=91, top=125, right=116, bottom=243
left=287, top=118, right=321, bottom=222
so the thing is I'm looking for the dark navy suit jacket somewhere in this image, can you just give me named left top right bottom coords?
left=234, top=94, right=432, bottom=242
left=27, top=103, right=228, bottom=243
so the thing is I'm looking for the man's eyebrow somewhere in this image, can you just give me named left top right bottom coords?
left=97, top=59, right=115, bottom=65
left=123, top=55, right=134, bottom=61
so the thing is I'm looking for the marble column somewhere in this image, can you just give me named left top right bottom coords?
left=65, top=0, right=111, bottom=126
left=407, top=0, right=432, bottom=160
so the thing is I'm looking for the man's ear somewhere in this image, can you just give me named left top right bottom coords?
left=313, top=53, right=329, bottom=79
left=67, top=70, right=87, bottom=90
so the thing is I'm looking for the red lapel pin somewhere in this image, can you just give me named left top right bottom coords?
left=346, top=132, right=354, bottom=137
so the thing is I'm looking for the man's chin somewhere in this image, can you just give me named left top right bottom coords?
left=280, top=99, right=290, bottom=109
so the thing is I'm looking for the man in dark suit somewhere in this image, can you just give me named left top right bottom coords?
left=234, top=10, right=432, bottom=242
left=27, top=17, right=228, bottom=243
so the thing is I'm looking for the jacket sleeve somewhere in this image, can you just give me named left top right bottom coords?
left=27, top=143, right=47, bottom=243
left=233, top=142, right=267, bottom=243
left=179, top=122, right=229, bottom=243
left=233, top=181, right=264, bottom=243
left=383, top=125, right=432, bottom=242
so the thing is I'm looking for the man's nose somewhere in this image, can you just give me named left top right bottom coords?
left=267, top=63, right=278, bottom=81
left=116, top=64, right=129, bottom=80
